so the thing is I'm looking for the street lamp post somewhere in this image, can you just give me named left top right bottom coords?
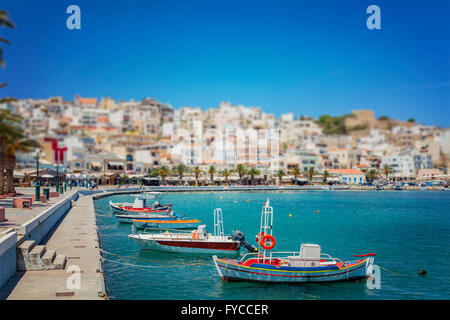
left=35, top=150, right=41, bottom=201
left=64, top=168, right=67, bottom=192
left=55, top=161, right=59, bottom=192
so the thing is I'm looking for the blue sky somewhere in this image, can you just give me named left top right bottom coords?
left=1, top=0, right=449, bottom=126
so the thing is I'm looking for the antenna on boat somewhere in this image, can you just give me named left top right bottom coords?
left=214, top=208, right=224, bottom=240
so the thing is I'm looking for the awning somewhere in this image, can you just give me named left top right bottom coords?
left=108, top=161, right=125, bottom=166
left=13, top=171, right=25, bottom=178
left=91, top=162, right=102, bottom=167
left=42, top=174, right=54, bottom=178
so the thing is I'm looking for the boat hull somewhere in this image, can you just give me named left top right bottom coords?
left=109, top=202, right=172, bottom=214
left=116, top=214, right=175, bottom=224
left=130, top=236, right=240, bottom=255
left=132, top=219, right=201, bottom=229
left=212, top=256, right=373, bottom=283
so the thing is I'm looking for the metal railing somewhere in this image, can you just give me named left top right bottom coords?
left=238, top=251, right=344, bottom=265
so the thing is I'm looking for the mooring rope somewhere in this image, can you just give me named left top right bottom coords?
left=377, top=265, right=402, bottom=276
left=377, top=265, right=426, bottom=278
left=100, top=248, right=211, bottom=268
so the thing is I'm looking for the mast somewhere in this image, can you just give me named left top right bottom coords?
left=214, top=208, right=224, bottom=240
left=258, top=198, right=274, bottom=262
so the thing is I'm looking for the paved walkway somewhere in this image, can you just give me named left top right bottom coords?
left=0, top=188, right=79, bottom=234
left=1, top=195, right=105, bottom=300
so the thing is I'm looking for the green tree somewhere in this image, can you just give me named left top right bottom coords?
left=236, top=164, right=246, bottom=185
left=0, top=10, right=14, bottom=70
left=175, top=164, right=188, bottom=185
left=274, top=169, right=285, bottom=185
left=306, top=167, right=315, bottom=184
left=158, top=166, right=170, bottom=185
left=221, top=168, right=231, bottom=185
left=365, top=169, right=378, bottom=183
left=407, top=118, right=415, bottom=123
left=150, top=168, right=160, bottom=177
left=322, top=170, right=329, bottom=184
left=208, top=165, right=216, bottom=184
left=382, top=164, right=392, bottom=181
left=192, top=166, right=202, bottom=186
left=315, top=114, right=353, bottom=135
left=0, top=110, right=24, bottom=194
left=247, top=167, right=260, bottom=186
left=289, top=166, right=301, bottom=184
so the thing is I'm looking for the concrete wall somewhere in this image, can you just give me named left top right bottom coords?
left=78, top=190, right=104, bottom=196
left=18, top=192, right=79, bottom=244
left=0, top=231, right=18, bottom=289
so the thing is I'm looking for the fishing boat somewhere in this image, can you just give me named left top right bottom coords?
left=115, top=212, right=184, bottom=224
left=212, top=199, right=376, bottom=283
left=128, top=208, right=257, bottom=254
left=393, top=184, right=403, bottom=191
left=132, top=218, right=202, bottom=230
left=109, top=192, right=172, bottom=214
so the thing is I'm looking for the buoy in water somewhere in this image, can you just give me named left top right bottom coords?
left=219, top=196, right=223, bottom=199
left=418, top=268, right=427, bottom=276
left=246, top=199, right=250, bottom=202
left=289, top=214, right=292, bottom=217
left=315, top=210, right=320, bottom=213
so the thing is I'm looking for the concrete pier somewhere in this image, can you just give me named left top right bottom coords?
left=0, top=194, right=105, bottom=300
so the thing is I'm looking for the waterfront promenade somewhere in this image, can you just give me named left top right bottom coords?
left=0, top=188, right=78, bottom=235
left=0, top=188, right=106, bottom=300
left=2, top=195, right=105, bottom=299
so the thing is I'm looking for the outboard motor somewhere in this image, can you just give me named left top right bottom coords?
left=232, top=230, right=258, bottom=253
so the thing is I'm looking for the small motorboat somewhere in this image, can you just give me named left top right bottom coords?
left=212, top=199, right=376, bottom=283
left=115, top=212, right=184, bottom=224
left=129, top=208, right=257, bottom=254
left=109, top=193, right=172, bottom=214
left=132, top=218, right=202, bottom=230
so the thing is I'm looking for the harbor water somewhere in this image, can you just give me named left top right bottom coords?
left=94, top=191, right=450, bottom=299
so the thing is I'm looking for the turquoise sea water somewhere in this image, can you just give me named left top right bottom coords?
left=94, top=191, right=450, bottom=300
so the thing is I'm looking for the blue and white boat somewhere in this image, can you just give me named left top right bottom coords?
left=213, top=199, right=376, bottom=283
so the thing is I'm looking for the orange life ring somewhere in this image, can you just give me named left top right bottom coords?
left=260, top=234, right=276, bottom=250
left=256, top=232, right=265, bottom=244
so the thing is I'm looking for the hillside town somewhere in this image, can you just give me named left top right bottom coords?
left=1, top=96, right=449, bottom=188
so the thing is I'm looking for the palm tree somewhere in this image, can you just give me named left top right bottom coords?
left=274, top=169, right=285, bottom=185
left=247, top=167, right=260, bottom=186
left=365, top=169, right=378, bottom=183
left=221, top=169, right=231, bottom=185
left=208, top=165, right=216, bottom=184
left=192, top=166, right=202, bottom=186
left=322, top=170, right=329, bottom=184
left=0, top=10, right=15, bottom=69
left=175, top=164, right=187, bottom=185
left=4, top=132, right=39, bottom=194
left=236, top=164, right=246, bottom=185
left=150, top=168, right=160, bottom=177
left=0, top=110, right=24, bottom=194
left=306, top=167, right=315, bottom=184
left=382, top=164, right=392, bottom=181
left=289, top=166, right=301, bottom=184
left=159, top=166, right=170, bottom=185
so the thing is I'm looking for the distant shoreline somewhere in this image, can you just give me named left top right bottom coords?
left=90, top=185, right=449, bottom=200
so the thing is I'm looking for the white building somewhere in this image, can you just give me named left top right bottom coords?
left=381, top=154, right=415, bottom=179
